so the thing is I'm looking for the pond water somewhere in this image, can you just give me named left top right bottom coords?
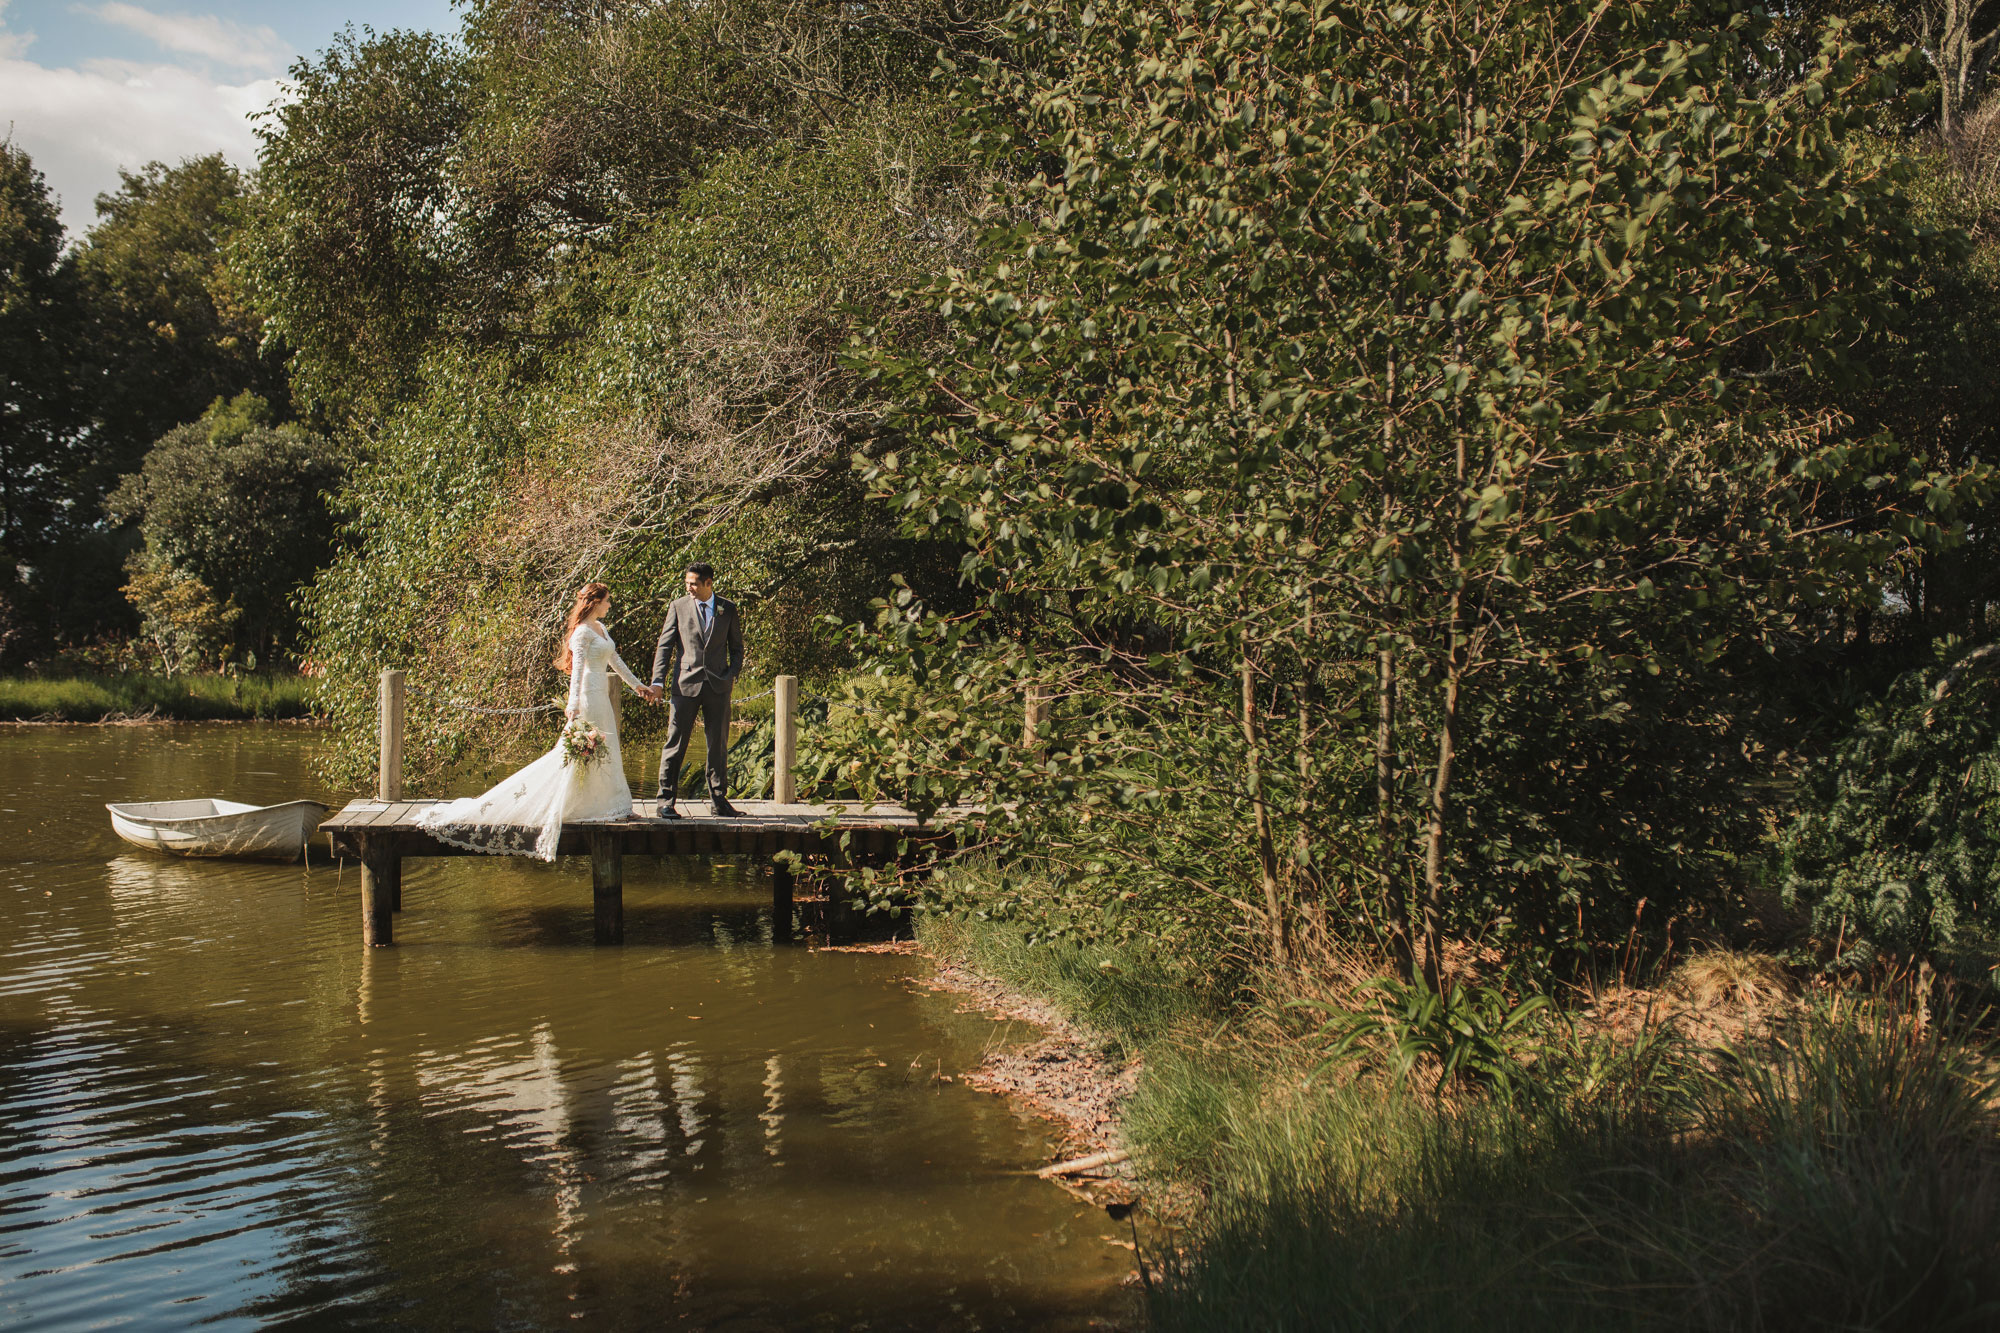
left=0, top=724, right=1132, bottom=1330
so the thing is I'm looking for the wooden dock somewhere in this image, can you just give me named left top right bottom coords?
left=324, top=797, right=950, bottom=948
left=328, top=669, right=1003, bottom=949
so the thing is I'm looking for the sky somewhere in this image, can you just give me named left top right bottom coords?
left=1, top=0, right=458, bottom=237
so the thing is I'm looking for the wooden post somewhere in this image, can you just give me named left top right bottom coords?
left=774, top=675, right=798, bottom=804
left=591, top=830, right=624, bottom=945
left=827, top=834, right=857, bottom=943
left=772, top=859, right=794, bottom=942
left=378, top=669, right=405, bottom=802
left=828, top=876, right=856, bottom=943
left=360, top=833, right=397, bottom=947
left=1022, top=684, right=1050, bottom=748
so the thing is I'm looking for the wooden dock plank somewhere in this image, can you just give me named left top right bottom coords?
left=324, top=784, right=964, bottom=948
left=321, top=802, right=385, bottom=830
left=321, top=795, right=960, bottom=888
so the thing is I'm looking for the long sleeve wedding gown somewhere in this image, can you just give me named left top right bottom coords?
left=414, top=623, right=647, bottom=860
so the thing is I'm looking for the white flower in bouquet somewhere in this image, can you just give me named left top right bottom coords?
left=560, top=717, right=607, bottom=768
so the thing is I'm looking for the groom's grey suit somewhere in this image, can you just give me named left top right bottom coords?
left=650, top=593, right=744, bottom=804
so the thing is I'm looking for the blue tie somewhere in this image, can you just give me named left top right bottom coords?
left=699, top=601, right=710, bottom=635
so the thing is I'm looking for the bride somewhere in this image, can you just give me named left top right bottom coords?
left=416, top=582, right=661, bottom=859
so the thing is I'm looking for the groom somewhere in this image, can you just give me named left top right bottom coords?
left=650, top=562, right=745, bottom=818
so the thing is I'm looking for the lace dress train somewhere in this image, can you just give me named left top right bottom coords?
left=414, top=624, right=646, bottom=860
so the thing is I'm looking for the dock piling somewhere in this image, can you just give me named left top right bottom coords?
left=772, top=859, right=794, bottom=942
left=1023, top=683, right=1050, bottom=748
left=590, top=831, right=624, bottom=944
left=774, top=675, right=798, bottom=804
left=324, top=801, right=950, bottom=949
left=360, top=834, right=398, bottom=947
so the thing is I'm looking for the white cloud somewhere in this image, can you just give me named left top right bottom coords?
left=87, top=3, right=288, bottom=74
left=0, top=0, right=31, bottom=59
left=0, top=51, right=284, bottom=236
left=0, top=1, right=292, bottom=236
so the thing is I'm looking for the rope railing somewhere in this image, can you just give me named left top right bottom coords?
left=398, top=682, right=562, bottom=716
left=423, top=685, right=786, bottom=714
left=395, top=680, right=820, bottom=731
left=441, top=699, right=564, bottom=716
left=376, top=665, right=1031, bottom=807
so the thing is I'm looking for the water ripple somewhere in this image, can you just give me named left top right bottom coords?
left=0, top=725, right=1128, bottom=1330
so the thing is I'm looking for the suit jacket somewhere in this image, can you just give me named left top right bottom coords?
left=651, top=593, right=744, bottom=697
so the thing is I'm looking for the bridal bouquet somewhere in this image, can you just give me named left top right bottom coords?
left=559, top=717, right=608, bottom=768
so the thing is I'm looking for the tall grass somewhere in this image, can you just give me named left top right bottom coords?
left=924, top=917, right=2000, bottom=1331
left=0, top=673, right=316, bottom=722
left=918, top=912, right=1222, bottom=1054
left=1148, top=1006, right=2000, bottom=1332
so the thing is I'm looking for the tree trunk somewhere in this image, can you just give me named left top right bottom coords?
left=1376, top=640, right=1412, bottom=981
left=1375, top=337, right=1413, bottom=982
left=1292, top=668, right=1320, bottom=905
left=1923, top=549, right=1938, bottom=629
left=1419, top=591, right=1467, bottom=996
left=1242, top=653, right=1287, bottom=964
left=1290, top=599, right=1321, bottom=909
left=1926, top=0, right=2000, bottom=149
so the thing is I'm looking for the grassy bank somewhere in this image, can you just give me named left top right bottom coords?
left=921, top=916, right=2000, bottom=1332
left=0, top=673, right=316, bottom=722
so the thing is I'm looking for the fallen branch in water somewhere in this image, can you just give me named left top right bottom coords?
left=1037, top=1148, right=1129, bottom=1179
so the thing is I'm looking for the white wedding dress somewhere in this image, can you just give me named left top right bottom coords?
left=415, top=623, right=646, bottom=860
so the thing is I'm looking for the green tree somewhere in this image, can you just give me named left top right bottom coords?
left=0, top=140, right=83, bottom=657
left=120, top=552, right=240, bottom=676
left=839, top=0, right=1985, bottom=980
left=73, top=154, right=289, bottom=485
left=261, top=0, right=998, bottom=783
left=108, top=393, right=345, bottom=660
left=237, top=27, right=473, bottom=422
left=241, top=1, right=1001, bottom=427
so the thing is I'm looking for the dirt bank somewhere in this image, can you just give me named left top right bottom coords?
left=918, top=955, right=1144, bottom=1203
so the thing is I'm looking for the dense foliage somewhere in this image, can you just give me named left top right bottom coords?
left=831, top=0, right=1994, bottom=980
left=0, top=142, right=82, bottom=654
left=1783, top=639, right=2000, bottom=970
left=5, top=0, right=1987, bottom=984
left=244, top=0, right=1001, bottom=784
left=107, top=393, right=344, bottom=663
left=74, top=156, right=291, bottom=487
left=0, top=148, right=298, bottom=659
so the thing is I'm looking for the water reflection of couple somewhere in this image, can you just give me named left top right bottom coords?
left=417, top=563, right=746, bottom=860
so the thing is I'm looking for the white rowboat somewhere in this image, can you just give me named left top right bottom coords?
left=106, top=799, right=329, bottom=861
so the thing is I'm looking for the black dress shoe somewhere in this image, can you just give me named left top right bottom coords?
left=709, top=799, right=740, bottom=818
left=653, top=800, right=680, bottom=819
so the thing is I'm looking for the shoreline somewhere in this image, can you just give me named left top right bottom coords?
left=912, top=949, right=1147, bottom=1207
left=0, top=672, right=315, bottom=725
left=0, top=715, right=325, bottom=727
left=833, top=935, right=1148, bottom=1204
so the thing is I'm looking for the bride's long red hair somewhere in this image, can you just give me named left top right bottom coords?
left=555, top=582, right=611, bottom=672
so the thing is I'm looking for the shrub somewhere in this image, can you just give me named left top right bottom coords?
left=1782, top=639, right=2000, bottom=973
left=1300, top=977, right=1551, bottom=1094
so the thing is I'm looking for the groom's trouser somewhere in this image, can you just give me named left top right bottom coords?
left=656, top=680, right=732, bottom=803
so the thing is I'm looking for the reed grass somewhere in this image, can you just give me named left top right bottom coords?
left=0, top=673, right=316, bottom=722
left=922, top=917, right=2000, bottom=1332
left=919, top=912, right=1219, bottom=1053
